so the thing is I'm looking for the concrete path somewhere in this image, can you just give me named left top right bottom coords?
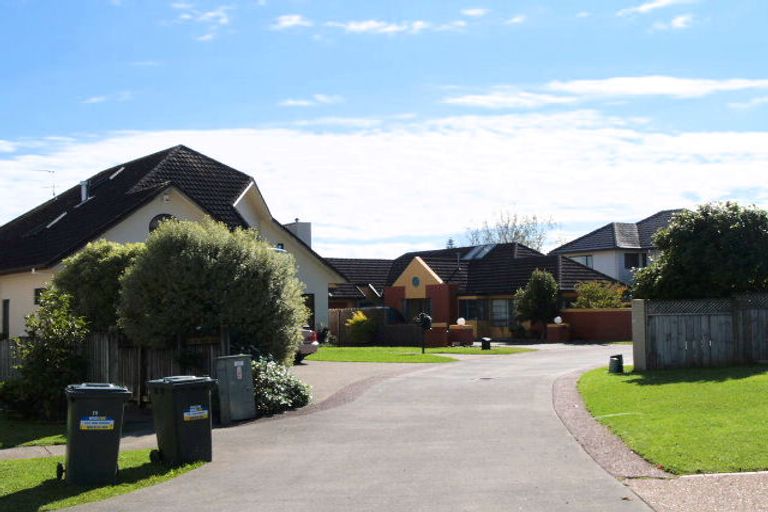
left=72, top=344, right=650, bottom=512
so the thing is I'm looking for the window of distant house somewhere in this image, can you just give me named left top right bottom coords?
left=149, top=213, right=176, bottom=232
left=276, top=243, right=285, bottom=250
left=491, top=299, right=512, bottom=327
left=404, top=299, right=431, bottom=320
left=459, top=299, right=488, bottom=321
left=624, top=253, right=641, bottom=269
left=34, top=288, right=46, bottom=305
left=571, top=255, right=593, bottom=268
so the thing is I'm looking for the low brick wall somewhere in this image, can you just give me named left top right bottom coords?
left=560, top=308, right=631, bottom=342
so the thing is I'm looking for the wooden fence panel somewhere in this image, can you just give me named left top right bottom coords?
left=637, top=295, right=768, bottom=370
left=0, top=338, right=20, bottom=381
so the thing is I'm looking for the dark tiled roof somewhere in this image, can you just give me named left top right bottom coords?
left=550, top=209, right=683, bottom=254
left=0, top=145, right=344, bottom=281
left=385, top=243, right=542, bottom=285
left=326, top=258, right=393, bottom=299
left=637, top=209, right=681, bottom=248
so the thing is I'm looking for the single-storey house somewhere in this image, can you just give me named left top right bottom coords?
left=0, top=145, right=347, bottom=339
left=329, top=242, right=618, bottom=339
left=549, top=209, right=682, bottom=284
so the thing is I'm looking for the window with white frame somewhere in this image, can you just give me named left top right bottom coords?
left=571, top=255, right=594, bottom=268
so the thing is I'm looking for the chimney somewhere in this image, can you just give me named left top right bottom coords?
left=80, top=180, right=90, bottom=203
left=285, top=218, right=312, bottom=247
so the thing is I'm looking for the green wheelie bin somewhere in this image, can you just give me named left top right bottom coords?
left=60, top=383, right=132, bottom=485
left=147, top=376, right=216, bottom=467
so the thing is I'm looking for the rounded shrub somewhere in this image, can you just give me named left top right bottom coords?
left=252, top=357, right=312, bottom=416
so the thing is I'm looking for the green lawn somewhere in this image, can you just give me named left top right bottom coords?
left=579, top=365, right=768, bottom=474
left=0, top=413, right=66, bottom=449
left=429, top=346, right=536, bottom=355
left=306, top=345, right=535, bottom=363
left=0, top=449, right=202, bottom=510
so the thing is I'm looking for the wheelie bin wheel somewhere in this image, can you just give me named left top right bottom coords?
left=56, top=463, right=65, bottom=481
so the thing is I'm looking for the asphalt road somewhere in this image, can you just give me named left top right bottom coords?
left=75, top=344, right=650, bottom=512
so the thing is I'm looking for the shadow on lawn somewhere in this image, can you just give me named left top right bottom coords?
left=0, top=460, right=166, bottom=511
left=0, top=412, right=65, bottom=449
left=623, top=365, right=768, bottom=385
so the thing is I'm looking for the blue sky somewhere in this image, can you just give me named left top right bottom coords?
left=1, top=0, right=768, bottom=257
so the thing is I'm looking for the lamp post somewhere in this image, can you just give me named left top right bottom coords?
left=416, top=313, right=432, bottom=354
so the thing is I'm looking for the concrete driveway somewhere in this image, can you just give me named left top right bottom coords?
left=75, top=344, right=650, bottom=512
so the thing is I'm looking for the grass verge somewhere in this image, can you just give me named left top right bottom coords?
left=307, top=346, right=455, bottom=363
left=0, top=449, right=202, bottom=510
left=0, top=412, right=66, bottom=449
left=579, top=365, right=768, bottom=474
left=429, top=346, right=536, bottom=355
left=307, top=345, right=535, bottom=363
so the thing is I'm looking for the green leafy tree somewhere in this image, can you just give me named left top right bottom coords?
left=118, top=219, right=308, bottom=364
left=515, top=269, right=560, bottom=338
left=572, top=281, right=627, bottom=309
left=634, top=203, right=768, bottom=299
left=1, top=290, right=88, bottom=420
left=53, top=240, right=145, bottom=332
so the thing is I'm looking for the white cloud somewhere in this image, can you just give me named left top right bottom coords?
left=652, top=13, right=694, bottom=30
left=272, top=14, right=313, bottom=30
left=3, top=112, right=767, bottom=257
left=292, top=117, right=382, bottom=128
left=443, top=89, right=576, bottom=109
left=326, top=20, right=430, bottom=34
left=576, top=11, right=591, bottom=18
left=547, top=76, right=768, bottom=98
left=81, top=91, right=134, bottom=104
left=461, top=8, right=489, bottom=18
left=0, top=140, right=16, bottom=153
left=435, top=20, right=467, bottom=31
left=729, top=96, right=768, bottom=110
left=505, top=15, right=527, bottom=25
left=617, top=0, right=696, bottom=16
left=278, top=94, right=345, bottom=108
left=171, top=4, right=232, bottom=41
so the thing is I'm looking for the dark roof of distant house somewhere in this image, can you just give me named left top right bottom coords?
left=385, top=243, right=543, bottom=286
left=549, top=209, right=683, bottom=254
left=0, top=145, right=345, bottom=281
left=327, top=258, right=393, bottom=299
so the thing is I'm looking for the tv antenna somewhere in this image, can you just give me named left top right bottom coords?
left=31, top=169, right=57, bottom=197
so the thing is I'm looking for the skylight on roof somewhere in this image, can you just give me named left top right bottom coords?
left=462, top=244, right=496, bottom=260
left=46, top=212, right=67, bottom=229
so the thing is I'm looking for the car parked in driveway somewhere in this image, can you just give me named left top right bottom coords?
left=295, top=326, right=319, bottom=363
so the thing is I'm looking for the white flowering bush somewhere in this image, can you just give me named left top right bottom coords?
left=252, top=357, right=312, bottom=416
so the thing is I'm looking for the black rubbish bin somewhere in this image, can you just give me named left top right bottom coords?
left=481, top=337, right=492, bottom=350
left=61, top=383, right=131, bottom=485
left=147, top=376, right=217, bottom=467
left=609, top=354, right=624, bottom=374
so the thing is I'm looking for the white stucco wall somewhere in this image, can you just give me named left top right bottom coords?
left=565, top=251, right=621, bottom=281
left=0, top=269, right=55, bottom=338
left=235, top=186, right=343, bottom=329
left=100, top=187, right=208, bottom=243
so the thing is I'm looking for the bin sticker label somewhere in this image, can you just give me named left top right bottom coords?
left=183, top=405, right=209, bottom=422
left=80, top=416, right=115, bottom=431
left=234, top=361, right=245, bottom=367
left=236, top=366, right=243, bottom=380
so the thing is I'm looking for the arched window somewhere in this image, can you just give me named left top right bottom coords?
left=149, top=213, right=176, bottom=232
